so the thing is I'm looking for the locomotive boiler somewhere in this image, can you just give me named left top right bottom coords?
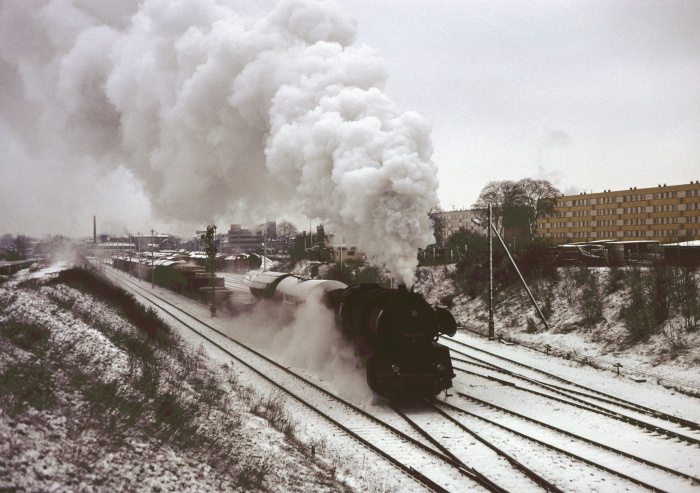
left=249, top=272, right=457, bottom=399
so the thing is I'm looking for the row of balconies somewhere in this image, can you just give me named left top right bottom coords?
left=542, top=223, right=699, bottom=234
left=549, top=207, right=700, bottom=219
left=562, top=183, right=700, bottom=208
left=561, top=197, right=700, bottom=213
left=542, top=212, right=700, bottom=227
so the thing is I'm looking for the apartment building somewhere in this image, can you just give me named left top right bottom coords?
left=435, top=209, right=488, bottom=243
left=538, top=182, right=700, bottom=244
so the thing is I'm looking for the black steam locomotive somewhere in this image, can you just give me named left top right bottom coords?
left=249, top=272, right=457, bottom=398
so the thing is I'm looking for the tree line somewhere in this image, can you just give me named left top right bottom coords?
left=431, top=178, right=563, bottom=248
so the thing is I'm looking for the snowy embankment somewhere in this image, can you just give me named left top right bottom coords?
left=414, top=265, right=700, bottom=394
left=0, top=262, right=356, bottom=493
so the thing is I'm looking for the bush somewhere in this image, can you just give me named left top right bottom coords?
left=532, top=279, right=555, bottom=321
left=578, top=274, right=603, bottom=327
left=449, top=248, right=515, bottom=302
left=49, top=267, right=172, bottom=344
left=622, top=267, right=656, bottom=340
left=648, top=261, right=671, bottom=325
left=606, top=265, right=625, bottom=294
left=671, top=266, right=700, bottom=332
left=0, top=358, right=56, bottom=416
left=573, top=265, right=593, bottom=287
left=1, top=320, right=51, bottom=353
left=515, top=241, right=559, bottom=282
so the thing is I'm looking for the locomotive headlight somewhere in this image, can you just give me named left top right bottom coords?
left=391, top=365, right=400, bottom=374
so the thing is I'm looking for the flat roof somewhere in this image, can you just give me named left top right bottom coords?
left=664, top=240, right=700, bottom=247
left=606, top=240, right=660, bottom=245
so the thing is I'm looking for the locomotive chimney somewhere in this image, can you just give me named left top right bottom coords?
left=397, top=283, right=409, bottom=295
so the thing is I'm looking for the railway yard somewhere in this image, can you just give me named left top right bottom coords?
left=1, top=259, right=699, bottom=492
left=95, top=261, right=700, bottom=493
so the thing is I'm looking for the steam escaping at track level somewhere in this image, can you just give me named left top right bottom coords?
left=225, top=288, right=377, bottom=405
left=0, top=0, right=440, bottom=287
left=249, top=272, right=457, bottom=399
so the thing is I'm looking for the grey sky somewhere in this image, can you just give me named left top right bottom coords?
left=1, top=0, right=698, bottom=240
left=342, top=0, right=700, bottom=209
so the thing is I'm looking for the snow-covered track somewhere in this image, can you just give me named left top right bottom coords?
left=102, top=267, right=496, bottom=493
left=393, top=400, right=566, bottom=493
left=448, top=392, right=698, bottom=492
left=443, top=338, right=700, bottom=445
left=452, top=356, right=700, bottom=447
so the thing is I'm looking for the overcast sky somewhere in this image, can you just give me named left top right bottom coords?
left=342, top=0, right=700, bottom=209
left=1, top=0, right=699, bottom=239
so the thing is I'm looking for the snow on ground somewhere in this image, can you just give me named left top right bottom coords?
left=3, top=260, right=699, bottom=493
left=0, top=262, right=369, bottom=493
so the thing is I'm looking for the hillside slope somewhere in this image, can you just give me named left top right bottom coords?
left=0, top=263, right=357, bottom=493
left=413, top=265, right=700, bottom=393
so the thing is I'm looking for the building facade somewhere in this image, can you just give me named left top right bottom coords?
left=538, top=182, right=700, bottom=244
left=226, top=224, right=264, bottom=254
left=435, top=209, right=488, bottom=243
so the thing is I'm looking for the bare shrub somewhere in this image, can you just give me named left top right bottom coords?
left=671, top=266, right=700, bottom=332
left=577, top=273, right=603, bottom=327
left=573, top=265, right=593, bottom=287
left=606, top=265, right=625, bottom=294
left=622, top=266, right=656, bottom=341
left=648, top=261, right=671, bottom=325
left=661, top=321, right=686, bottom=350
left=1, top=319, right=51, bottom=353
left=249, top=391, right=299, bottom=438
left=237, top=454, right=272, bottom=490
left=560, top=266, right=577, bottom=306
left=531, top=279, right=555, bottom=320
left=0, top=357, right=56, bottom=417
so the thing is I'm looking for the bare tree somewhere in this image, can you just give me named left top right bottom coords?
left=472, top=180, right=526, bottom=236
left=518, top=178, right=562, bottom=238
left=276, top=220, right=298, bottom=253
left=14, top=235, right=31, bottom=258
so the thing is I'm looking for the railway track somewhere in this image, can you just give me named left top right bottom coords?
left=101, top=266, right=500, bottom=492
left=441, top=337, right=700, bottom=491
left=442, top=338, right=700, bottom=444
left=100, top=263, right=700, bottom=491
left=392, top=400, right=570, bottom=493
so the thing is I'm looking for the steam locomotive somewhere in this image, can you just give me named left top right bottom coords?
left=249, top=272, right=457, bottom=399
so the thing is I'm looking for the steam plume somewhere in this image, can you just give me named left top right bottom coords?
left=0, top=0, right=439, bottom=285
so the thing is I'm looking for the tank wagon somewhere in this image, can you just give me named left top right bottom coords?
left=249, top=272, right=457, bottom=399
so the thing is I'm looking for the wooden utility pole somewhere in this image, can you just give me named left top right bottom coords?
left=197, top=225, right=218, bottom=317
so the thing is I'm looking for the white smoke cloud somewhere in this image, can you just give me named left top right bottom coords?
left=0, top=0, right=439, bottom=285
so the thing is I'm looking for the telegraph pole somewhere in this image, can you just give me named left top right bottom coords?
left=488, top=204, right=494, bottom=340
left=151, top=229, right=156, bottom=289
left=472, top=205, right=495, bottom=340
left=197, top=225, right=217, bottom=317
